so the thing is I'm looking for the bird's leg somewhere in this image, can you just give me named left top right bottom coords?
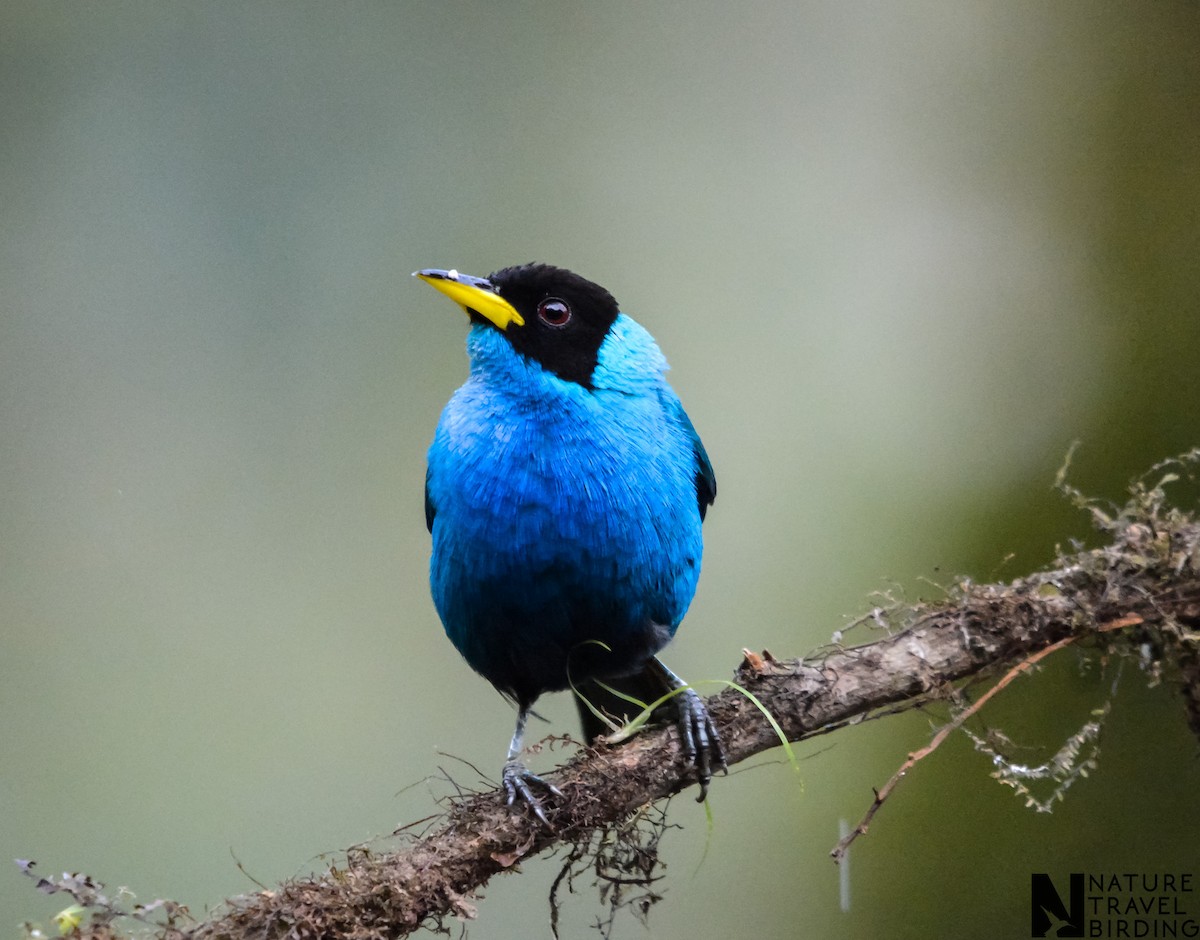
left=502, top=704, right=563, bottom=826
left=647, top=658, right=727, bottom=801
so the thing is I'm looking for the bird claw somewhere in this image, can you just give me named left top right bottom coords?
left=502, top=759, right=562, bottom=825
left=675, top=688, right=727, bottom=802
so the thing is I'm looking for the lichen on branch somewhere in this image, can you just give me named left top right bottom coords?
left=27, top=451, right=1200, bottom=940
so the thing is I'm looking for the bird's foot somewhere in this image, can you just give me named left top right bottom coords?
left=675, top=688, right=727, bottom=801
left=502, top=759, right=563, bottom=826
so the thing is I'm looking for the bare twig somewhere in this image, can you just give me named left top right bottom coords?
left=830, top=614, right=1145, bottom=861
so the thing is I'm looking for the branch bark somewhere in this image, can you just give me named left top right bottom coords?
left=54, top=513, right=1200, bottom=940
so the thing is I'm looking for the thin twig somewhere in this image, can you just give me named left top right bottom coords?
left=830, top=613, right=1144, bottom=862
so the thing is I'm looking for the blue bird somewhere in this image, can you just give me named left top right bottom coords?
left=416, top=263, right=725, bottom=822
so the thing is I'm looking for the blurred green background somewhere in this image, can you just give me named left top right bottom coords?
left=3, top=2, right=1199, bottom=938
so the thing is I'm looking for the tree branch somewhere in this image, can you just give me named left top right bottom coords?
left=40, top=475, right=1200, bottom=940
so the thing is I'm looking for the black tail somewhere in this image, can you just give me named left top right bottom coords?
left=573, top=662, right=674, bottom=743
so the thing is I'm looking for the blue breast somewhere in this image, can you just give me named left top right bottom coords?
left=426, top=315, right=705, bottom=703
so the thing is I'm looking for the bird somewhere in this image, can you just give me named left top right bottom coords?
left=415, top=263, right=725, bottom=823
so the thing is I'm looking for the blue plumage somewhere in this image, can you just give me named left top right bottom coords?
left=417, top=264, right=723, bottom=821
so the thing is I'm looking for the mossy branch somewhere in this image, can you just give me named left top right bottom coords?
left=32, top=455, right=1200, bottom=940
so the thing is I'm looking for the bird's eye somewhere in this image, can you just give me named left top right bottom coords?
left=537, top=298, right=571, bottom=328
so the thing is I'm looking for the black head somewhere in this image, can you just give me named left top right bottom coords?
left=485, top=263, right=621, bottom=388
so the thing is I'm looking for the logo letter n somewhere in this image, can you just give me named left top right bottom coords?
left=1031, top=873, right=1084, bottom=938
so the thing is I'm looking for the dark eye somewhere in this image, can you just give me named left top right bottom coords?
left=537, top=297, right=571, bottom=327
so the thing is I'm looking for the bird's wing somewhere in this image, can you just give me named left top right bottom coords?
left=424, top=465, right=436, bottom=533
left=665, top=392, right=716, bottom=521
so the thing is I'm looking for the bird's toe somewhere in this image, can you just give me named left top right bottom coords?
left=675, top=688, right=726, bottom=801
left=502, top=759, right=562, bottom=826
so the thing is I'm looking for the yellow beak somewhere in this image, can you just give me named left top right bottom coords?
left=413, top=268, right=525, bottom=330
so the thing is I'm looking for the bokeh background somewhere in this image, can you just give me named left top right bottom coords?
left=3, top=3, right=1199, bottom=938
